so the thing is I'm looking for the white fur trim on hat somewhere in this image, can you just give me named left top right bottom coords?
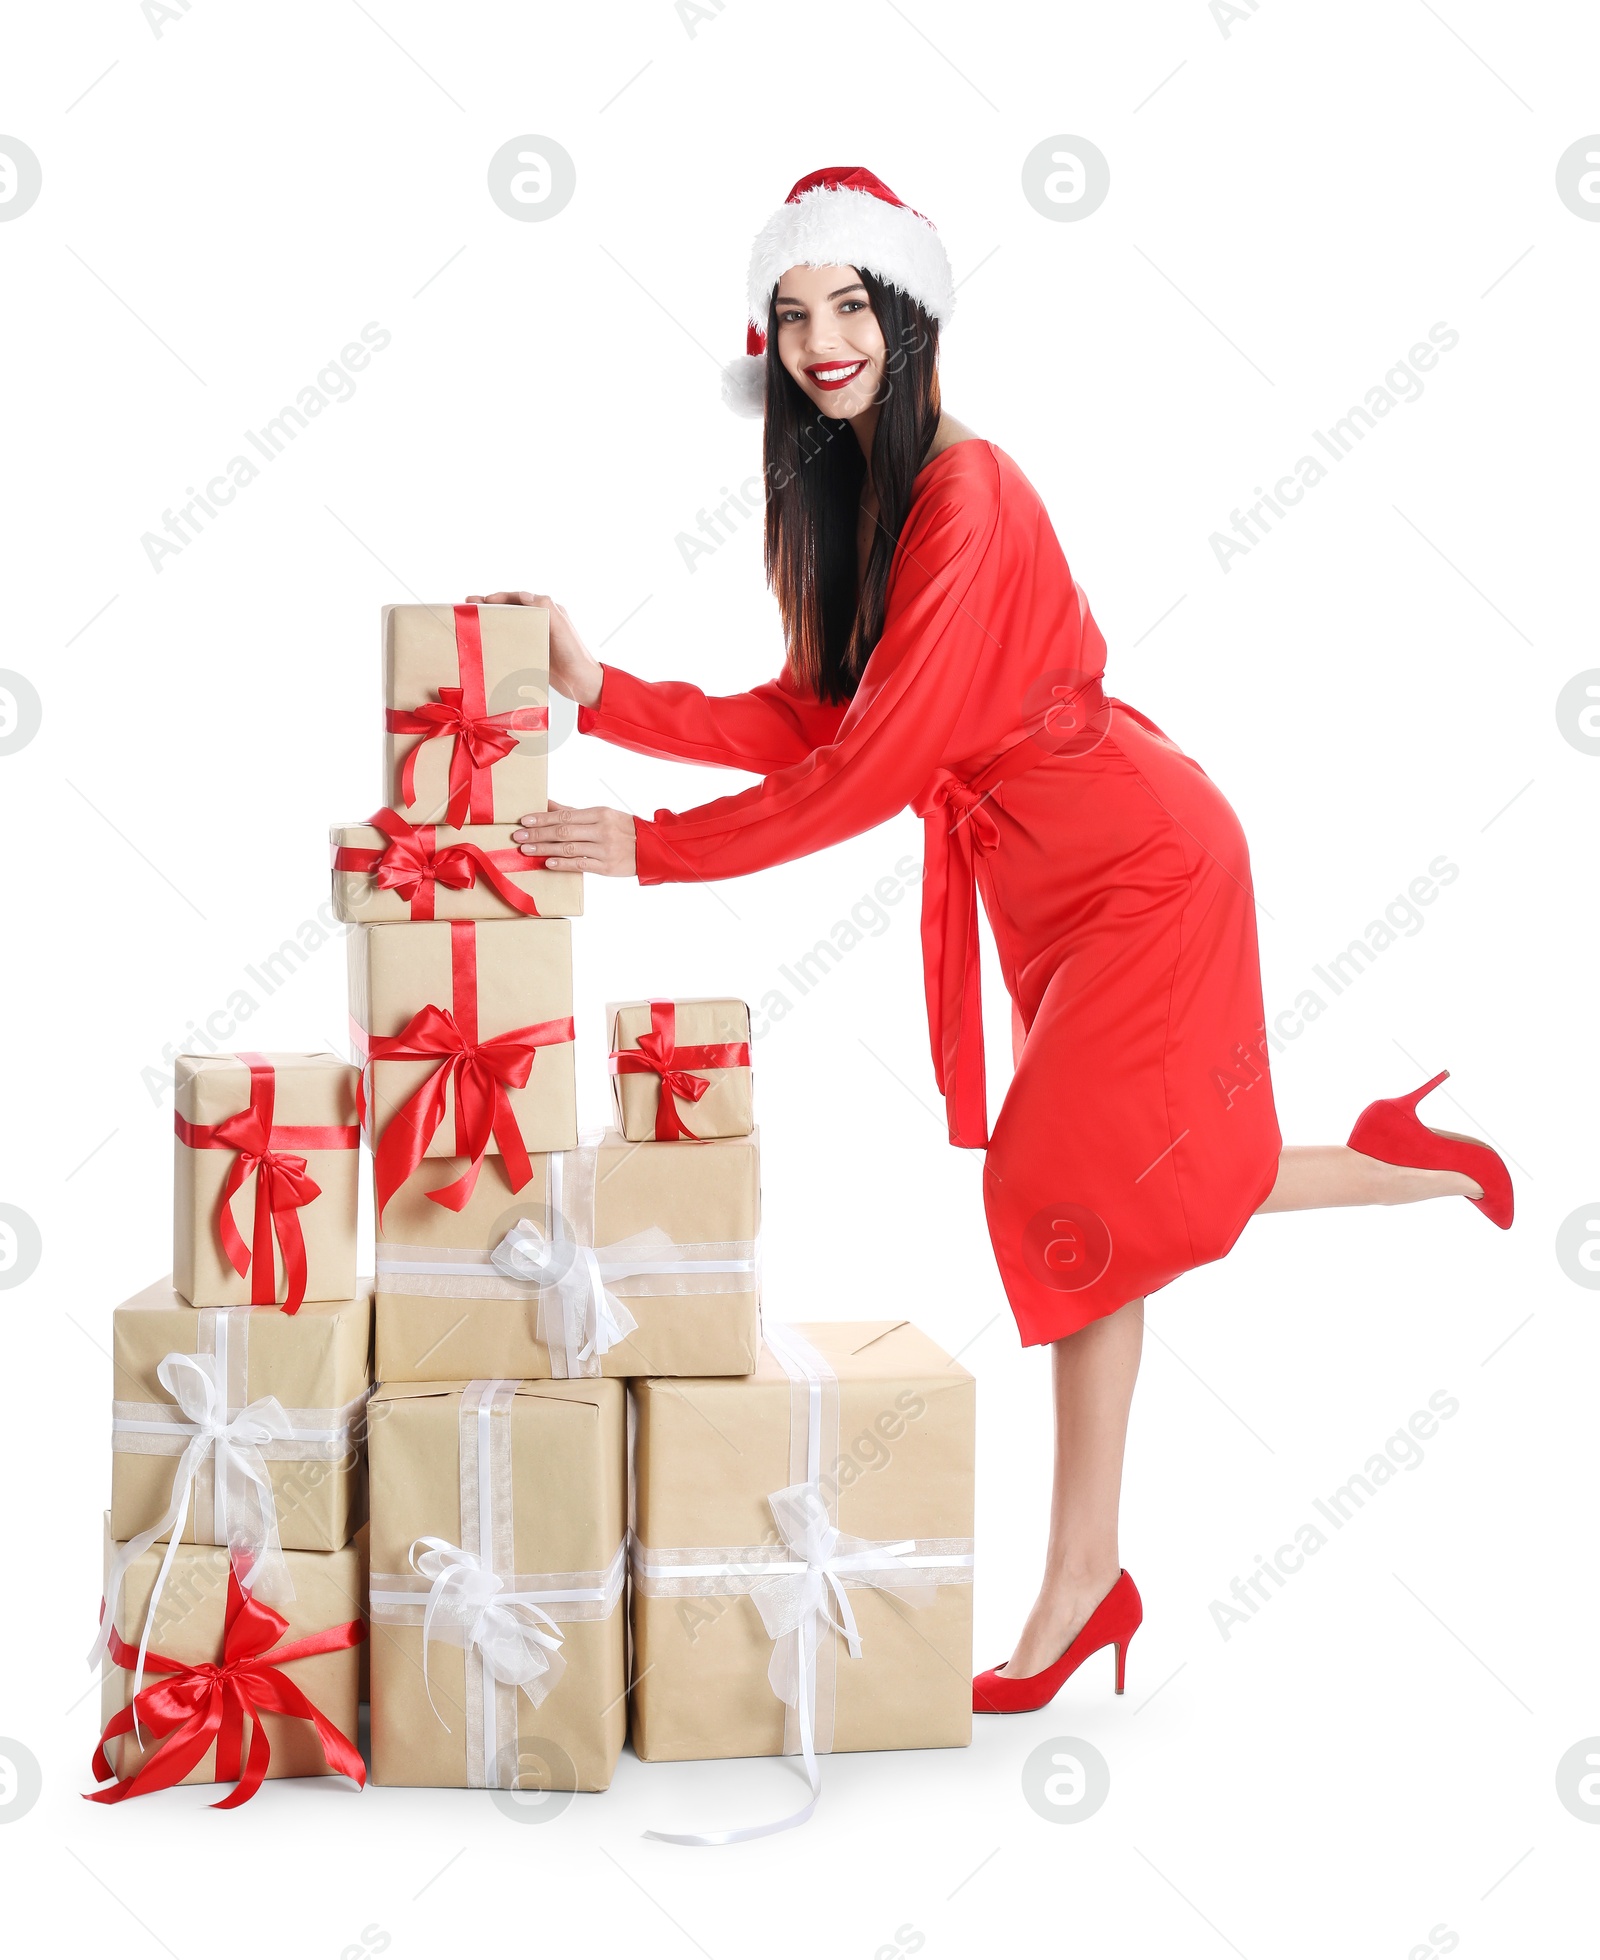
left=745, top=184, right=956, bottom=329
left=720, top=353, right=767, bottom=419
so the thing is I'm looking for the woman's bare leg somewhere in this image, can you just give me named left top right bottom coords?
left=1000, top=1297, right=1144, bottom=1678
left=998, top=1148, right=1481, bottom=1679
left=1256, top=1145, right=1481, bottom=1213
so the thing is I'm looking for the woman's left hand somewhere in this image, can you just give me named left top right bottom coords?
left=513, top=802, right=637, bottom=877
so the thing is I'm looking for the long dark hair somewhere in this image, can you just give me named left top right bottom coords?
left=761, top=268, right=941, bottom=705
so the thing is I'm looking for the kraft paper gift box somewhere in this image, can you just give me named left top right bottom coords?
left=367, top=1378, right=627, bottom=1793
left=354, top=1516, right=371, bottom=1703
left=629, top=1321, right=975, bottom=1789
left=383, top=601, right=548, bottom=826
left=374, top=1133, right=761, bottom=1381
left=96, top=1524, right=364, bottom=1789
left=174, top=1052, right=360, bottom=1310
left=330, top=813, right=583, bottom=924
left=349, top=920, right=578, bottom=1209
left=608, top=998, right=754, bottom=1142
left=109, top=1278, right=371, bottom=1559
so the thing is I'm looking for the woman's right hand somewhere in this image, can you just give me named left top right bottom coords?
left=463, top=590, right=604, bottom=709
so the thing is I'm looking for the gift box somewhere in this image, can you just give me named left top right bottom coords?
left=349, top=920, right=577, bottom=1218
left=384, top=602, right=548, bottom=826
left=608, top=999, right=753, bottom=1141
left=354, top=1516, right=371, bottom=1703
left=174, top=1052, right=360, bottom=1311
left=630, top=1321, right=974, bottom=1799
left=367, top=1377, right=627, bottom=1792
left=110, top=1279, right=371, bottom=1559
left=330, top=810, right=583, bottom=924
left=95, top=1524, right=364, bottom=1793
left=374, top=1133, right=760, bottom=1381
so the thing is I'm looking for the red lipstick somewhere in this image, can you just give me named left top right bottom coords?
left=803, top=359, right=867, bottom=391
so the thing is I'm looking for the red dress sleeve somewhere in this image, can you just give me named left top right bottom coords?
left=628, top=456, right=1003, bottom=887
left=577, top=663, right=848, bottom=772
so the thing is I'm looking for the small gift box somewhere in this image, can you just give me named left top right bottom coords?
left=367, top=1377, right=627, bottom=1792
left=110, top=1279, right=371, bottom=1561
left=330, top=809, right=583, bottom=924
left=374, top=1132, right=760, bottom=1381
left=630, top=1321, right=974, bottom=1835
left=608, top=999, right=753, bottom=1142
left=384, top=602, right=548, bottom=826
left=174, top=1052, right=360, bottom=1311
left=92, top=1526, right=365, bottom=1802
left=348, top=920, right=577, bottom=1218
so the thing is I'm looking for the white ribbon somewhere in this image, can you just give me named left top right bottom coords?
left=642, top=1326, right=953, bottom=1846
left=89, top=1348, right=296, bottom=1710
left=380, top=1139, right=756, bottom=1378
left=409, top=1535, right=567, bottom=1726
left=488, top=1218, right=641, bottom=1372
left=367, top=1380, right=627, bottom=1788
left=751, top=1482, right=928, bottom=1704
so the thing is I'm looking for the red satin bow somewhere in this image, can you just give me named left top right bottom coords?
left=385, top=605, right=548, bottom=826
left=914, top=674, right=1108, bottom=1150
left=609, top=1001, right=751, bottom=1141
left=87, top=1566, right=366, bottom=1808
left=174, top=1055, right=358, bottom=1312
left=362, top=921, right=574, bottom=1217
left=334, top=807, right=546, bottom=920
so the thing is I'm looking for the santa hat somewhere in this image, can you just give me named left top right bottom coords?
left=722, top=166, right=956, bottom=418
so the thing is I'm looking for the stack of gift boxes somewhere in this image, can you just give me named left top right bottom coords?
left=92, top=601, right=976, bottom=1826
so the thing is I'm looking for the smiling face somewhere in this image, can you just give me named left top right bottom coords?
left=772, top=263, right=887, bottom=420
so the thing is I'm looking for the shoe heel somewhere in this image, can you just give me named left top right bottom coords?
left=1401, top=1068, right=1450, bottom=1110
left=1114, top=1640, right=1129, bottom=1694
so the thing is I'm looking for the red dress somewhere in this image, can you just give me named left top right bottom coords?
left=577, top=440, right=1282, bottom=1340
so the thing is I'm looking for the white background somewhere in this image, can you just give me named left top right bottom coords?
left=2, top=1, right=1596, bottom=1953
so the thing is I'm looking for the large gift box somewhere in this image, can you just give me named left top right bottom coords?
left=349, top=919, right=577, bottom=1216
left=110, top=1279, right=371, bottom=1559
left=630, top=1321, right=975, bottom=1790
left=367, top=1378, right=627, bottom=1792
left=384, top=602, right=548, bottom=826
left=174, top=1052, right=360, bottom=1311
left=331, top=811, right=583, bottom=924
left=608, top=999, right=753, bottom=1142
left=95, top=1526, right=364, bottom=1791
left=374, top=1133, right=760, bottom=1381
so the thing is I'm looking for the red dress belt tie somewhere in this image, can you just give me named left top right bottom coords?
left=914, top=676, right=1111, bottom=1150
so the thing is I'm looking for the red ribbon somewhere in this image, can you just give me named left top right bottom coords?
left=913, top=676, right=1109, bottom=1150
left=385, top=605, right=548, bottom=826
left=334, top=807, right=546, bottom=920
left=608, top=1000, right=751, bottom=1141
left=87, top=1565, right=366, bottom=1808
left=362, top=920, right=574, bottom=1217
left=174, top=1054, right=359, bottom=1312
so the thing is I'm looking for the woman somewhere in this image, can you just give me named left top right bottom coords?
left=469, top=166, right=1512, bottom=1713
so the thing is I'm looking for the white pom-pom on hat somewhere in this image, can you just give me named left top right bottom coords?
left=720, top=328, right=769, bottom=420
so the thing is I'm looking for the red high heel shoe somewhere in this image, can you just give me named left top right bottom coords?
left=1346, top=1069, right=1513, bottom=1229
left=972, top=1570, right=1142, bottom=1714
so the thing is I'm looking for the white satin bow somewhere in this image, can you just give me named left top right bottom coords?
left=750, top=1483, right=924, bottom=1710
left=490, top=1218, right=641, bottom=1371
left=90, top=1350, right=296, bottom=1709
left=410, top=1536, right=567, bottom=1725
